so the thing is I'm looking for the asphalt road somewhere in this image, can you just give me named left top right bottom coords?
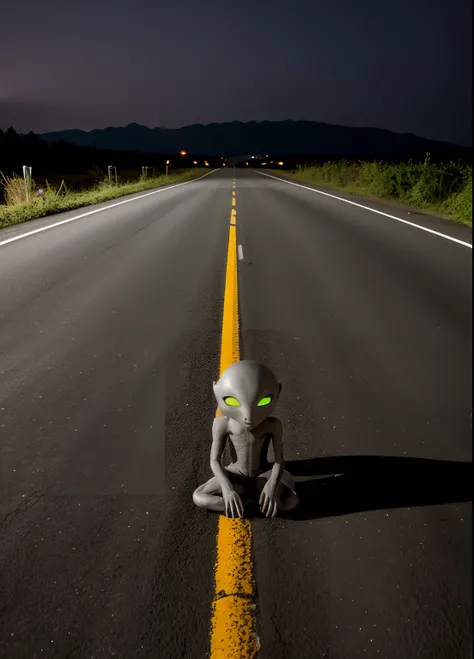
left=0, top=169, right=472, bottom=659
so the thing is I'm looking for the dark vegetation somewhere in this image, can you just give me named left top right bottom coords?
left=0, top=127, right=222, bottom=202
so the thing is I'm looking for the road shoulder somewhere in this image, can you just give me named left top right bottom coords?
left=254, top=169, right=472, bottom=246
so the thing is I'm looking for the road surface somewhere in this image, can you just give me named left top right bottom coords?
left=0, top=169, right=471, bottom=658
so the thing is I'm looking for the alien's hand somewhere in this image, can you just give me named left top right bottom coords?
left=259, top=481, right=278, bottom=518
left=222, top=487, right=244, bottom=518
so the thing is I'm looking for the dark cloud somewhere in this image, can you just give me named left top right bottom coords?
left=0, top=0, right=471, bottom=145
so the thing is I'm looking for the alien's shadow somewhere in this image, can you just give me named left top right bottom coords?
left=245, top=455, right=472, bottom=521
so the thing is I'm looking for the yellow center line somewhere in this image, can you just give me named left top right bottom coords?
left=210, top=190, right=258, bottom=658
left=232, top=197, right=236, bottom=207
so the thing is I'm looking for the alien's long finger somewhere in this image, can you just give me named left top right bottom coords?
left=225, top=501, right=230, bottom=518
left=263, top=496, right=270, bottom=515
left=271, top=500, right=278, bottom=518
left=266, top=497, right=272, bottom=516
left=233, top=499, right=241, bottom=518
left=230, top=500, right=237, bottom=518
left=234, top=498, right=241, bottom=518
left=269, top=499, right=276, bottom=518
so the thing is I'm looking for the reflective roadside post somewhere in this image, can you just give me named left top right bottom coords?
left=166, top=160, right=170, bottom=177
left=22, top=165, right=32, bottom=202
left=108, top=165, right=117, bottom=184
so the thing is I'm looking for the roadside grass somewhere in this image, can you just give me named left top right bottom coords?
left=261, top=155, right=472, bottom=227
left=0, top=169, right=209, bottom=229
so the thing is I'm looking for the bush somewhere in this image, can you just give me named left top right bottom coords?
left=443, top=174, right=472, bottom=225
left=1, top=173, right=31, bottom=205
left=285, top=154, right=472, bottom=225
left=0, top=169, right=207, bottom=228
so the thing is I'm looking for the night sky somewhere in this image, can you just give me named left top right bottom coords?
left=1, top=0, right=471, bottom=145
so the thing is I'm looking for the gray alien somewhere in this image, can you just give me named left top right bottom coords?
left=193, top=360, right=299, bottom=518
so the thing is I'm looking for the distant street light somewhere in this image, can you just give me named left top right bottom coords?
left=180, top=150, right=187, bottom=156
left=193, top=160, right=198, bottom=164
left=277, top=161, right=284, bottom=166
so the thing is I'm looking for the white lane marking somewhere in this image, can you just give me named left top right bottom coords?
left=256, top=170, right=472, bottom=249
left=238, top=244, right=244, bottom=261
left=0, top=170, right=216, bottom=248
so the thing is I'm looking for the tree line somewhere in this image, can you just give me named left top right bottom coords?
left=0, top=127, right=220, bottom=178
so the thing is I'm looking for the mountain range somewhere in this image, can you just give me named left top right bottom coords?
left=40, top=120, right=461, bottom=157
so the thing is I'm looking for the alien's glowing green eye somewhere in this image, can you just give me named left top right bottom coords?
left=224, top=396, right=241, bottom=407
left=257, top=396, right=272, bottom=406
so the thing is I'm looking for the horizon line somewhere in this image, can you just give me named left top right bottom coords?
left=0, top=121, right=469, bottom=149
left=37, top=119, right=435, bottom=140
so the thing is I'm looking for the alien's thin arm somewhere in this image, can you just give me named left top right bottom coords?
left=268, top=417, right=285, bottom=487
left=210, top=417, right=234, bottom=494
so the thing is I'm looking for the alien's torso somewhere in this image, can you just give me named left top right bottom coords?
left=225, top=417, right=273, bottom=479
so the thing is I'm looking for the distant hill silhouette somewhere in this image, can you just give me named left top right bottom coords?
left=40, top=120, right=462, bottom=157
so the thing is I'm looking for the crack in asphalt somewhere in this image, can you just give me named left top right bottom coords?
left=215, top=590, right=255, bottom=602
left=0, top=490, right=44, bottom=532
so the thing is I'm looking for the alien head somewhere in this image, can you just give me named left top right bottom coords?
left=213, top=360, right=282, bottom=429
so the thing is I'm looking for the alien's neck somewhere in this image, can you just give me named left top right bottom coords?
left=228, top=417, right=262, bottom=435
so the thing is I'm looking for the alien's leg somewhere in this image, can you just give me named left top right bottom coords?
left=256, top=469, right=299, bottom=513
left=192, top=475, right=245, bottom=513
